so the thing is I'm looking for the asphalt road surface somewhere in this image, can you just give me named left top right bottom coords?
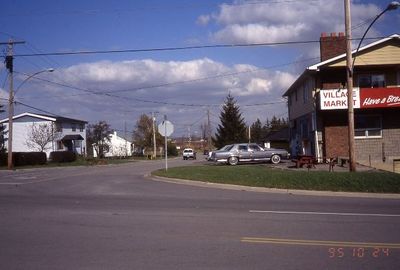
left=1, top=158, right=400, bottom=270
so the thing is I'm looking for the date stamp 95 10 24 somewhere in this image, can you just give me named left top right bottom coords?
left=328, top=247, right=390, bottom=259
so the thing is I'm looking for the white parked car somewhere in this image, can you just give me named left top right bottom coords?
left=182, top=148, right=196, bottom=160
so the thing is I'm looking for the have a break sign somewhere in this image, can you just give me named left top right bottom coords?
left=320, top=87, right=400, bottom=110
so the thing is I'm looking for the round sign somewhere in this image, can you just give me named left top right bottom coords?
left=158, top=120, right=174, bottom=136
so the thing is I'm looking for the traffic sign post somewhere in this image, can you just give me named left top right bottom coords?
left=158, top=116, right=174, bottom=171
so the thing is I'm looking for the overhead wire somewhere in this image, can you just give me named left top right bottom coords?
left=13, top=55, right=316, bottom=108
left=0, top=0, right=320, bottom=18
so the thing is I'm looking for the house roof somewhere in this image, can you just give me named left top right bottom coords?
left=0, top=112, right=87, bottom=124
left=61, top=134, right=84, bottom=141
left=283, top=33, right=400, bottom=97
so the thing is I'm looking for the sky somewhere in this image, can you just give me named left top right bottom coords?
left=0, top=0, right=399, bottom=138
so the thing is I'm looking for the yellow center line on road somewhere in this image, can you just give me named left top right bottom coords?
left=241, top=237, right=400, bottom=249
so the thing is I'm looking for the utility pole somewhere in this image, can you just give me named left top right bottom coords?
left=124, top=120, right=127, bottom=157
left=152, top=112, right=157, bottom=159
left=248, top=125, right=251, bottom=143
left=1, top=39, right=25, bottom=170
left=344, top=0, right=356, bottom=172
left=207, top=108, right=211, bottom=151
left=188, top=125, right=191, bottom=147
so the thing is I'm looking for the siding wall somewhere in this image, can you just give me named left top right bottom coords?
left=355, top=109, right=400, bottom=162
left=288, top=77, right=315, bottom=119
left=4, top=119, right=55, bottom=157
left=330, top=41, right=400, bottom=67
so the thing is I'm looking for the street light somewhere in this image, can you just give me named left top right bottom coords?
left=345, top=0, right=399, bottom=172
left=7, top=68, right=54, bottom=170
left=14, top=68, right=55, bottom=95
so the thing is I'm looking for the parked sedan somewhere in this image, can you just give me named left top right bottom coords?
left=209, top=143, right=289, bottom=165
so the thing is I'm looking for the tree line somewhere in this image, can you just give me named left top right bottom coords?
left=0, top=94, right=287, bottom=158
left=213, top=94, right=288, bottom=149
left=87, top=93, right=288, bottom=156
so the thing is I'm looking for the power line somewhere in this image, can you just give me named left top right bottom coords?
left=12, top=41, right=320, bottom=57
left=0, top=0, right=320, bottom=18
left=13, top=100, right=60, bottom=117
left=7, top=36, right=385, bottom=58
left=14, top=56, right=318, bottom=108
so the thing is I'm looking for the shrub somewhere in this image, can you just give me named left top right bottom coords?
left=0, top=153, right=7, bottom=166
left=13, top=152, right=47, bottom=166
left=49, top=151, right=77, bottom=163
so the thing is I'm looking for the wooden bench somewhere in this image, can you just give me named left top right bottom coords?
left=292, top=155, right=316, bottom=169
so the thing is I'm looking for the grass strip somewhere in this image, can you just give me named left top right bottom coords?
left=152, top=165, right=400, bottom=193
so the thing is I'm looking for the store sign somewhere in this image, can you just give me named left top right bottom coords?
left=320, top=87, right=400, bottom=110
left=359, top=87, right=400, bottom=108
left=320, top=88, right=360, bottom=110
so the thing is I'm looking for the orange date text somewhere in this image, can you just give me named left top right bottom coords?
left=328, top=247, right=390, bottom=258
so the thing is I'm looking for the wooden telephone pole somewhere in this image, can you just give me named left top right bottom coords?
left=1, top=39, right=25, bottom=170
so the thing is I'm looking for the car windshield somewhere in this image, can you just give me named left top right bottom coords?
left=223, top=145, right=234, bottom=151
left=184, top=149, right=192, bottom=153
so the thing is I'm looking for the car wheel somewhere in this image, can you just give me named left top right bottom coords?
left=270, top=154, right=281, bottom=164
left=228, top=156, right=239, bottom=166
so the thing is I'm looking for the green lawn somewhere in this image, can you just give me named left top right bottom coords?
left=152, top=165, right=400, bottom=193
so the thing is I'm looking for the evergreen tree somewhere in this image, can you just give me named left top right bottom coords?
left=263, top=115, right=289, bottom=136
left=250, top=118, right=264, bottom=144
left=213, top=94, right=247, bottom=148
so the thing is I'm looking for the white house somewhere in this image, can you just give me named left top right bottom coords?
left=0, top=112, right=87, bottom=157
left=93, top=131, right=133, bottom=158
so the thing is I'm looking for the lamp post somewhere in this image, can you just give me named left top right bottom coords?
left=7, top=68, right=54, bottom=170
left=344, top=0, right=399, bottom=172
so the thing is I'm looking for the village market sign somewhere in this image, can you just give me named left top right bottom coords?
left=320, top=87, right=400, bottom=110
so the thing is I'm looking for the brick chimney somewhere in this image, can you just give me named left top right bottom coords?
left=320, top=32, right=346, bottom=62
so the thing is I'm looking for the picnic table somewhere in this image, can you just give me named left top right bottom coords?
left=292, top=155, right=316, bottom=169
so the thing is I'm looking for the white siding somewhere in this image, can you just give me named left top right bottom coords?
left=93, top=132, right=132, bottom=158
left=4, top=118, right=55, bottom=157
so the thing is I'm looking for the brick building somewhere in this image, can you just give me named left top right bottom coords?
left=283, top=33, right=400, bottom=165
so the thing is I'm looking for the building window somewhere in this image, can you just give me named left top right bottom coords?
left=358, top=74, right=385, bottom=88
left=74, top=140, right=81, bottom=148
left=57, top=141, right=64, bottom=150
left=79, top=124, right=84, bottom=132
left=55, top=123, right=62, bottom=132
left=72, top=123, right=76, bottom=132
left=300, top=119, right=308, bottom=139
left=355, top=114, right=382, bottom=138
left=303, top=85, right=308, bottom=104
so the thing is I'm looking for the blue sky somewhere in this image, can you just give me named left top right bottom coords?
left=0, top=0, right=399, bottom=137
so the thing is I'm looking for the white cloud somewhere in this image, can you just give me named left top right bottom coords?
left=0, top=88, right=8, bottom=101
left=213, top=23, right=308, bottom=43
left=197, top=14, right=211, bottom=26
left=201, top=0, right=381, bottom=44
left=14, top=58, right=296, bottom=134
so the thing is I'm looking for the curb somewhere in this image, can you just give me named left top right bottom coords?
left=147, top=174, right=400, bottom=200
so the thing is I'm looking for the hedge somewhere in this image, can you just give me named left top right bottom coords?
left=0, top=152, right=47, bottom=167
left=49, top=151, right=77, bottom=163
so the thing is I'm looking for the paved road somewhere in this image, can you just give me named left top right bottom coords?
left=1, top=159, right=399, bottom=269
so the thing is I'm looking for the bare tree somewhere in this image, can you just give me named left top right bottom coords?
left=132, top=114, right=162, bottom=154
left=26, top=123, right=57, bottom=152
